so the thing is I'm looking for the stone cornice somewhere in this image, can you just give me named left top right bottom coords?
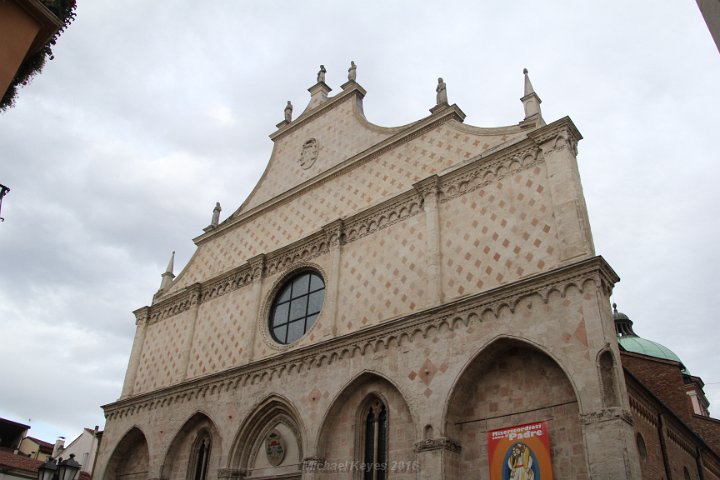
left=132, top=306, right=149, bottom=326
left=527, top=116, right=582, bottom=155
left=265, top=230, right=330, bottom=277
left=343, top=189, right=423, bottom=243
left=104, top=256, right=617, bottom=418
left=146, top=288, right=194, bottom=325
left=148, top=117, right=588, bottom=319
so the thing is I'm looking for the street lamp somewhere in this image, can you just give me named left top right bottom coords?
left=37, top=453, right=81, bottom=480
left=0, top=183, right=8, bottom=222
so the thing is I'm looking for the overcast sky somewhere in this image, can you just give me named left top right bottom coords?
left=1, top=1, right=719, bottom=445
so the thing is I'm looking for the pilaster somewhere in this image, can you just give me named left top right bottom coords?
left=529, top=120, right=595, bottom=263
left=580, top=408, right=642, bottom=479
left=179, top=283, right=202, bottom=380
left=301, top=456, right=325, bottom=480
left=247, top=254, right=266, bottom=361
left=414, top=437, right=461, bottom=480
left=322, top=219, right=344, bottom=336
left=413, top=175, right=443, bottom=307
left=120, top=306, right=149, bottom=398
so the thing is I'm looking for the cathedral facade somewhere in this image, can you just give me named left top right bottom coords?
left=96, top=66, right=660, bottom=479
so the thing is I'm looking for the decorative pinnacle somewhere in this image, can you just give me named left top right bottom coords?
left=520, top=67, right=543, bottom=124
left=612, top=302, right=618, bottom=312
left=165, top=251, right=175, bottom=275
left=523, top=68, right=535, bottom=96
left=157, top=251, right=176, bottom=295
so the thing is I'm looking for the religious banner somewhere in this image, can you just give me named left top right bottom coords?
left=487, top=421, right=553, bottom=480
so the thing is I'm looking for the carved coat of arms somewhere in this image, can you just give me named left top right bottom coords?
left=299, top=138, right=318, bottom=169
left=265, top=429, right=286, bottom=466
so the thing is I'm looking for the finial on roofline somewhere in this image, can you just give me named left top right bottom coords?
left=165, top=251, right=175, bottom=275
left=158, top=251, right=175, bottom=293
left=520, top=67, right=545, bottom=126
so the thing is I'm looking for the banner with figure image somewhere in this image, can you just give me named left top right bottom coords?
left=487, top=421, right=553, bottom=480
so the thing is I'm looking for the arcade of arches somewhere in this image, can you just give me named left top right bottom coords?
left=103, top=341, right=592, bottom=479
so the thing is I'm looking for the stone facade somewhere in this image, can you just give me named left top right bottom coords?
left=96, top=69, right=645, bottom=479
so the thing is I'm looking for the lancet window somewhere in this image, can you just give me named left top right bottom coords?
left=189, top=432, right=211, bottom=480
left=362, top=398, right=388, bottom=480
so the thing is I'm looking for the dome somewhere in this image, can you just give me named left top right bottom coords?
left=617, top=336, right=684, bottom=363
left=612, top=303, right=688, bottom=373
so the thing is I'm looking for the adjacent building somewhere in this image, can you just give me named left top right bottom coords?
left=52, top=427, right=103, bottom=477
left=0, top=0, right=62, bottom=104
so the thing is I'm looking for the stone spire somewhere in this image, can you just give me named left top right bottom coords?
left=158, top=251, right=175, bottom=293
left=520, top=68, right=545, bottom=126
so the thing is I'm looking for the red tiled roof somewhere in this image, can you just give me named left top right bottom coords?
left=0, top=449, right=42, bottom=473
left=0, top=417, right=30, bottom=430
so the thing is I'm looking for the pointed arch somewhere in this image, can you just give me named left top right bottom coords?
left=444, top=337, right=588, bottom=478
left=228, top=393, right=305, bottom=476
left=442, top=334, right=583, bottom=425
left=103, top=427, right=150, bottom=480
left=317, top=371, right=417, bottom=476
left=161, top=411, right=222, bottom=480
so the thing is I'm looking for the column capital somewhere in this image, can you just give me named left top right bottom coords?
left=322, top=219, right=345, bottom=247
left=247, top=254, right=266, bottom=281
left=302, top=456, right=326, bottom=472
left=579, top=407, right=634, bottom=426
left=413, top=175, right=441, bottom=201
left=414, top=436, right=462, bottom=454
left=132, top=306, right=150, bottom=326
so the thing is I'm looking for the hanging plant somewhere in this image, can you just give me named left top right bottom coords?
left=1, top=0, right=77, bottom=111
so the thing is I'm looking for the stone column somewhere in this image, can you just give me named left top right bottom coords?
left=413, top=176, right=443, bottom=307
left=180, top=283, right=202, bottom=380
left=301, top=456, right=325, bottom=480
left=529, top=122, right=595, bottom=263
left=322, top=219, right=344, bottom=336
left=580, top=408, right=643, bottom=479
left=120, top=306, right=149, bottom=398
left=414, top=438, right=461, bottom=480
left=247, top=254, right=266, bottom=361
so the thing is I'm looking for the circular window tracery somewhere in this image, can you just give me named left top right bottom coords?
left=269, top=271, right=325, bottom=344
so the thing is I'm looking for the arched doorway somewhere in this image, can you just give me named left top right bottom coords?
left=103, top=427, right=149, bottom=480
left=445, top=339, right=587, bottom=479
